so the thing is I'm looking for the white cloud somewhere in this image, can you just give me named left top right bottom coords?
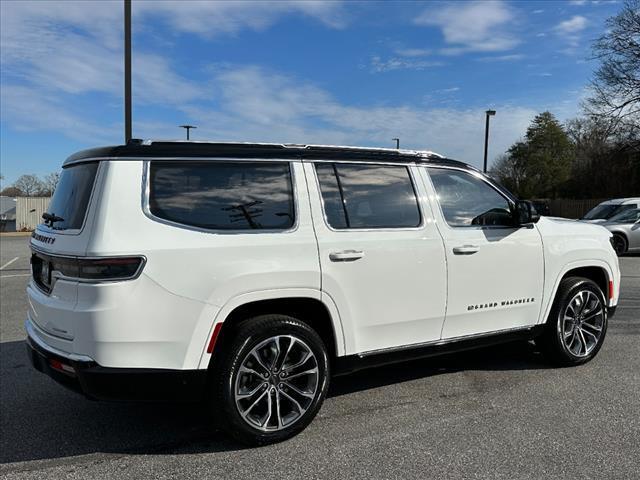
left=414, top=0, right=519, bottom=53
left=395, top=48, right=432, bottom=57
left=163, top=66, right=537, bottom=169
left=555, top=15, right=588, bottom=34
left=569, top=0, right=587, bottom=5
left=477, top=54, right=525, bottom=62
left=554, top=15, right=589, bottom=51
left=369, top=56, right=444, bottom=73
left=134, top=0, right=347, bottom=36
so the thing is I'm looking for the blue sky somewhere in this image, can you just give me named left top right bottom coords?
left=0, top=0, right=621, bottom=186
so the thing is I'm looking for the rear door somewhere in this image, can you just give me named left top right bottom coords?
left=422, top=166, right=544, bottom=339
left=304, top=161, right=447, bottom=354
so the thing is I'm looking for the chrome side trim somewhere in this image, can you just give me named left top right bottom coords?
left=25, top=318, right=95, bottom=363
left=357, top=325, right=538, bottom=358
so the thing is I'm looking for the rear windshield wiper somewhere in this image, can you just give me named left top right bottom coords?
left=42, top=212, right=65, bottom=227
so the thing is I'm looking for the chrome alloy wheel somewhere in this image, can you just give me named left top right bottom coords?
left=234, top=335, right=319, bottom=432
left=562, top=290, right=605, bottom=357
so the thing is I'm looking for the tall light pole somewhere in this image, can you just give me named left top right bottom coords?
left=392, top=138, right=400, bottom=149
left=483, top=109, right=496, bottom=173
left=180, top=125, right=197, bottom=140
left=124, top=0, right=132, bottom=143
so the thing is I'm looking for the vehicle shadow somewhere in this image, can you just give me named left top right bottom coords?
left=0, top=339, right=548, bottom=465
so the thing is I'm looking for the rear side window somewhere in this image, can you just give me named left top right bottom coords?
left=315, top=163, right=421, bottom=229
left=149, top=162, right=295, bottom=230
left=44, top=162, right=98, bottom=230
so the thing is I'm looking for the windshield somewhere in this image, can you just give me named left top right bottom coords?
left=44, top=162, right=98, bottom=230
left=582, top=203, right=623, bottom=220
left=609, top=208, right=640, bottom=223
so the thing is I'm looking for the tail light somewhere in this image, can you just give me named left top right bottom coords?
left=32, top=252, right=145, bottom=292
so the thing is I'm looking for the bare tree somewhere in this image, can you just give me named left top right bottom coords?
left=41, top=172, right=61, bottom=196
left=12, top=175, right=44, bottom=197
left=586, top=0, right=640, bottom=136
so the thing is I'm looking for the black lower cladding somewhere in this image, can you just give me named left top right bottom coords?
left=26, top=336, right=207, bottom=402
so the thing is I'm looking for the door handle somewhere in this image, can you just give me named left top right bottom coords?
left=452, top=245, right=479, bottom=255
left=329, top=250, right=364, bottom=262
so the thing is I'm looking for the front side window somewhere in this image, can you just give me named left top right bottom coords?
left=315, top=163, right=421, bottom=229
left=149, top=161, right=295, bottom=230
left=427, top=168, right=513, bottom=227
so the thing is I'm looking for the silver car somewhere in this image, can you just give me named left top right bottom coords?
left=603, top=208, right=640, bottom=256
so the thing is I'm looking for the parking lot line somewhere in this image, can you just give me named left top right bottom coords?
left=0, top=257, right=19, bottom=270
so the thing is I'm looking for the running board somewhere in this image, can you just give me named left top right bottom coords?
left=333, top=325, right=545, bottom=376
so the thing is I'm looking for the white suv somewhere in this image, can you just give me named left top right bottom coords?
left=26, top=141, right=621, bottom=445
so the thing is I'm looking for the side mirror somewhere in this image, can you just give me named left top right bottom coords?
left=514, top=200, right=540, bottom=226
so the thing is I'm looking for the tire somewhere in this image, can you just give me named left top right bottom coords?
left=209, top=314, right=330, bottom=445
left=611, top=233, right=628, bottom=256
left=536, top=277, right=608, bottom=366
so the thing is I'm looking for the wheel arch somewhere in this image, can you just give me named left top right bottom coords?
left=198, top=290, right=344, bottom=369
left=541, top=261, right=614, bottom=326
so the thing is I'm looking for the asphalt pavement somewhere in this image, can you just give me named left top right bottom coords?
left=1, top=235, right=639, bottom=479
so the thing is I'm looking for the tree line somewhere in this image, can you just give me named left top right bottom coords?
left=0, top=172, right=60, bottom=198
left=491, top=1, right=639, bottom=200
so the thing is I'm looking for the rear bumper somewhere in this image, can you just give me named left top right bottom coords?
left=26, top=319, right=207, bottom=402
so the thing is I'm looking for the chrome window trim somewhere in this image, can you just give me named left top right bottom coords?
left=141, top=159, right=300, bottom=235
left=311, top=161, right=427, bottom=233
left=422, top=164, right=519, bottom=231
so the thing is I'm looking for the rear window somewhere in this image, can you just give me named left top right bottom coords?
left=148, top=161, right=295, bottom=230
left=315, top=163, right=421, bottom=229
left=44, top=162, right=98, bottom=230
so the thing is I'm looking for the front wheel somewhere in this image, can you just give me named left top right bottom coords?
left=536, top=277, right=608, bottom=366
left=209, top=314, right=330, bottom=445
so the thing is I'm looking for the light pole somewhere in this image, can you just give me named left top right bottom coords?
left=124, top=0, right=132, bottom=143
left=483, top=109, right=496, bottom=173
left=392, top=138, right=400, bottom=149
left=180, top=125, right=197, bottom=140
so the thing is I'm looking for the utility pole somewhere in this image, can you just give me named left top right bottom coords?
left=180, top=125, right=197, bottom=140
left=124, top=0, right=132, bottom=143
left=483, top=109, right=496, bottom=173
left=392, top=138, right=400, bottom=149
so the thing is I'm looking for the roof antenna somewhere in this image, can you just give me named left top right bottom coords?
left=180, top=125, right=197, bottom=140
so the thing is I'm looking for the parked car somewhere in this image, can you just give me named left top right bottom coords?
left=530, top=199, right=551, bottom=216
left=581, top=197, right=640, bottom=223
left=603, top=208, right=640, bottom=255
left=26, top=141, right=620, bottom=445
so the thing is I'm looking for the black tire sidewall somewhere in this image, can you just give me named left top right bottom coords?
left=612, top=234, right=627, bottom=256
left=549, top=278, right=608, bottom=365
left=212, top=315, right=330, bottom=445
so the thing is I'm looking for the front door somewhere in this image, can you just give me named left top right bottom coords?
left=422, top=166, right=544, bottom=339
left=304, top=161, right=447, bottom=354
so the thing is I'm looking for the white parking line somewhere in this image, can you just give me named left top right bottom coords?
left=0, top=273, right=30, bottom=278
left=0, top=257, right=19, bottom=270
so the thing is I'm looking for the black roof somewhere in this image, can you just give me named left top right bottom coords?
left=64, top=140, right=474, bottom=170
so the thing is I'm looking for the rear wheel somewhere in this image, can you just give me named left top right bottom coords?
left=536, top=277, right=608, bottom=366
left=209, top=314, right=330, bottom=445
left=611, top=233, right=628, bottom=256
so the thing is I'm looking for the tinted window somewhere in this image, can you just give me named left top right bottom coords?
left=582, top=203, right=634, bottom=220
left=316, top=163, right=421, bottom=229
left=428, top=168, right=513, bottom=227
left=149, top=162, right=295, bottom=230
left=44, top=162, right=98, bottom=230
